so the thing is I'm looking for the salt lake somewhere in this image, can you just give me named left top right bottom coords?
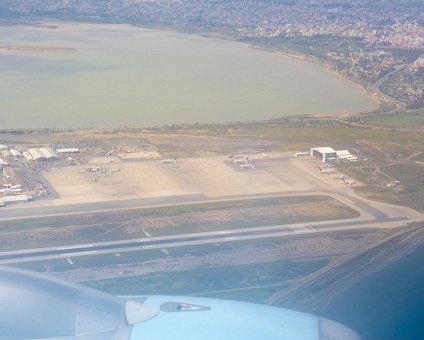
left=0, top=23, right=375, bottom=128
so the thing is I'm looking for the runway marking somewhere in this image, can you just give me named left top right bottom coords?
left=60, top=250, right=98, bottom=257
left=292, top=224, right=316, bottom=233
left=57, top=244, right=93, bottom=250
left=223, top=236, right=240, bottom=241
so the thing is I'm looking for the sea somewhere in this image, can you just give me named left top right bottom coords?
left=318, top=241, right=424, bottom=340
left=0, top=23, right=374, bottom=129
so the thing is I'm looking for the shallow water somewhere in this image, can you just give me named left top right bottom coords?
left=0, top=23, right=374, bottom=128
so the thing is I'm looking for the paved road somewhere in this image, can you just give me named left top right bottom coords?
left=0, top=186, right=396, bottom=222
left=0, top=184, right=420, bottom=265
left=368, top=66, right=407, bottom=111
left=0, top=215, right=407, bottom=265
left=0, top=193, right=208, bottom=220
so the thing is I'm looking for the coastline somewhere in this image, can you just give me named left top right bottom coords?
left=35, top=20, right=379, bottom=119
left=196, top=31, right=381, bottom=117
left=246, top=45, right=381, bottom=116
left=0, top=46, right=76, bottom=54
left=122, top=22, right=382, bottom=117
left=3, top=19, right=393, bottom=124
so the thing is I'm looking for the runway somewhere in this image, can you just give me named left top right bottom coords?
left=0, top=215, right=407, bottom=265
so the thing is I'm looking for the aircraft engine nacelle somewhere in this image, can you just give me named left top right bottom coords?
left=0, top=266, right=361, bottom=340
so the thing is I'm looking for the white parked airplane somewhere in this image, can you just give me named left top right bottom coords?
left=161, top=157, right=178, bottom=164
left=233, top=156, right=251, bottom=165
left=240, top=161, right=256, bottom=169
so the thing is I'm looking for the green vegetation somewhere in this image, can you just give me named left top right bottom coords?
left=222, top=121, right=424, bottom=211
left=12, top=259, right=71, bottom=273
left=412, top=152, right=424, bottom=162
left=0, top=195, right=358, bottom=251
left=361, top=110, right=424, bottom=128
left=228, top=123, right=423, bottom=146
left=12, top=250, right=165, bottom=273
left=343, top=162, right=424, bottom=211
left=0, top=196, right=325, bottom=231
left=382, top=164, right=424, bottom=192
left=85, top=259, right=329, bottom=300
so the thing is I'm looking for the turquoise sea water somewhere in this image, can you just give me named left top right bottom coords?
left=0, top=23, right=374, bottom=129
left=319, top=242, right=424, bottom=340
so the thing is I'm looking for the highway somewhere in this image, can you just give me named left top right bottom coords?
left=368, top=65, right=407, bottom=112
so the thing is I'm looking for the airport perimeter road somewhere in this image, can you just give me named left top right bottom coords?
left=0, top=215, right=409, bottom=265
left=0, top=193, right=209, bottom=220
left=0, top=188, right=419, bottom=223
left=2, top=154, right=422, bottom=225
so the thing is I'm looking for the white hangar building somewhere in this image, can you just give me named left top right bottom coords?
left=27, top=147, right=58, bottom=161
left=310, top=147, right=338, bottom=163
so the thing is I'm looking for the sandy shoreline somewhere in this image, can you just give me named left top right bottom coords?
left=0, top=45, right=76, bottom=54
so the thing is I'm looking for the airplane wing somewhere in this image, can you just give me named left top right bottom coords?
left=0, top=266, right=361, bottom=340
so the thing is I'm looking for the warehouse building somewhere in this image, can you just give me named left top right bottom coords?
left=336, top=150, right=359, bottom=162
left=56, top=148, right=80, bottom=154
left=310, top=147, right=338, bottom=163
left=27, top=147, right=58, bottom=161
left=9, top=149, right=22, bottom=157
left=3, top=194, right=29, bottom=204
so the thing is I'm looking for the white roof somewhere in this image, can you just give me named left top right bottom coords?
left=3, top=194, right=28, bottom=203
left=27, top=148, right=58, bottom=160
left=336, top=150, right=351, bottom=156
left=312, top=147, right=336, bottom=154
left=320, top=168, right=335, bottom=173
left=9, top=149, right=22, bottom=157
left=56, top=148, right=80, bottom=154
left=23, top=151, right=33, bottom=161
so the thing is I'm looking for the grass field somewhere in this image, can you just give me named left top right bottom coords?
left=361, top=110, right=424, bottom=128
left=223, top=122, right=424, bottom=212
left=84, top=259, right=329, bottom=301
left=228, top=124, right=424, bottom=146
left=0, top=195, right=358, bottom=251
left=382, top=163, right=424, bottom=191
left=12, top=249, right=165, bottom=273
